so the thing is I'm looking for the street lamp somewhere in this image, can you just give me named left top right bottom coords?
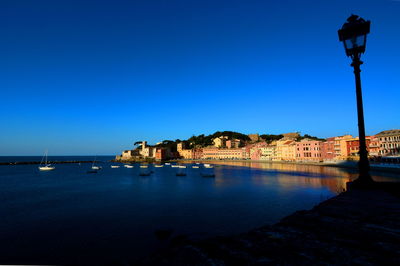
left=338, top=14, right=374, bottom=187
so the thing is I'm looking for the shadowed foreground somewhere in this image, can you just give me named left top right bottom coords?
left=142, top=187, right=400, bottom=265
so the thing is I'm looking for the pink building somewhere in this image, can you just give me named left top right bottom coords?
left=296, top=139, right=322, bottom=162
left=249, top=142, right=268, bottom=160
left=226, top=139, right=241, bottom=149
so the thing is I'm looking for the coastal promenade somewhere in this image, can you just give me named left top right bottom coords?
left=142, top=185, right=400, bottom=265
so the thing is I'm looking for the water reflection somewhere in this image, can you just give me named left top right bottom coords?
left=188, top=161, right=398, bottom=194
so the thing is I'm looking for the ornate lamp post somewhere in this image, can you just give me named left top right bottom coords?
left=338, top=15, right=374, bottom=187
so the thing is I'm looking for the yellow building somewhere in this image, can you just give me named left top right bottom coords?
left=177, top=142, right=193, bottom=159
left=212, top=136, right=228, bottom=148
left=333, top=135, right=353, bottom=160
left=276, top=140, right=296, bottom=161
left=202, top=147, right=245, bottom=160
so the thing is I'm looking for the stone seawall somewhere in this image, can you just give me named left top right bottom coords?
left=141, top=184, right=400, bottom=265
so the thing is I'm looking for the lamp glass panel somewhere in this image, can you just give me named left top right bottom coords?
left=344, top=35, right=366, bottom=50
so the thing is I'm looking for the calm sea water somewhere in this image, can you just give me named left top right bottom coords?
left=0, top=156, right=398, bottom=265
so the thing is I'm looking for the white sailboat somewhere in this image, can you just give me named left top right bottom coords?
left=38, top=150, right=55, bottom=171
left=91, top=156, right=101, bottom=170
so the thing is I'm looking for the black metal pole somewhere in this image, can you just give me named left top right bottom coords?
left=351, top=54, right=374, bottom=186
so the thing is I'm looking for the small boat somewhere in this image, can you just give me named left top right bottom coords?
left=91, top=156, right=101, bottom=170
left=192, top=166, right=200, bottom=169
left=171, top=165, right=179, bottom=168
left=111, top=165, right=120, bottom=168
left=154, top=165, right=164, bottom=168
left=38, top=150, right=55, bottom=171
left=140, top=165, right=149, bottom=168
left=204, top=164, right=214, bottom=169
left=165, top=163, right=171, bottom=165
left=39, top=165, right=55, bottom=171
left=124, top=165, right=134, bottom=168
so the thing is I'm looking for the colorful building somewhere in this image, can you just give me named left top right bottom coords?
left=212, top=136, right=228, bottom=148
left=226, top=139, right=241, bottom=149
left=155, top=148, right=166, bottom=160
left=333, top=135, right=353, bottom=160
left=177, top=142, right=194, bottom=159
left=345, top=136, right=381, bottom=160
left=296, top=139, right=322, bottom=162
left=276, top=140, right=296, bottom=161
left=202, top=147, right=245, bottom=160
left=376, top=129, right=400, bottom=156
left=321, top=137, right=335, bottom=161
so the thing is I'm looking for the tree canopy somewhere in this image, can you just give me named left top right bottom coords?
left=260, top=134, right=284, bottom=143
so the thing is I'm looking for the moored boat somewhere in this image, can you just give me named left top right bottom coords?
left=91, top=156, right=101, bottom=170
left=38, top=150, right=55, bottom=171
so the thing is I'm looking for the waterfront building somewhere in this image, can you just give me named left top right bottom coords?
left=276, top=140, right=296, bottom=161
left=117, top=148, right=141, bottom=161
left=192, top=148, right=203, bottom=160
left=121, top=150, right=134, bottom=160
left=321, top=137, right=335, bottom=161
left=226, top=139, right=241, bottom=149
left=333, top=135, right=353, bottom=160
left=369, top=136, right=380, bottom=157
left=376, top=129, right=400, bottom=156
left=212, top=136, right=228, bottom=148
left=296, top=139, right=323, bottom=162
left=177, top=142, right=193, bottom=159
left=249, top=142, right=276, bottom=161
left=155, top=148, right=166, bottom=160
left=249, top=142, right=266, bottom=160
left=345, top=136, right=381, bottom=160
left=202, top=147, right=245, bottom=160
left=260, top=145, right=277, bottom=161
left=179, top=149, right=193, bottom=159
left=177, top=142, right=185, bottom=151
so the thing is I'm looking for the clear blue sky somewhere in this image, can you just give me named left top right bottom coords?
left=1, top=0, right=399, bottom=155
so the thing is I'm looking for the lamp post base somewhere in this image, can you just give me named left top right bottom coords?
left=347, top=175, right=375, bottom=190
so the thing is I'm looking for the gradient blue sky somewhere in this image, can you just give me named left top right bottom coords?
left=1, top=0, right=399, bottom=155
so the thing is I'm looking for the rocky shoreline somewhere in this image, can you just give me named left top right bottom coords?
left=141, top=184, right=400, bottom=265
